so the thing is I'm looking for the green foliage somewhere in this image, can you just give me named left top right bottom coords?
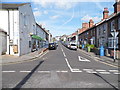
left=85, top=44, right=95, bottom=49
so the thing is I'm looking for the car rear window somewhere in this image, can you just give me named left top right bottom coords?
left=71, top=44, right=76, bottom=46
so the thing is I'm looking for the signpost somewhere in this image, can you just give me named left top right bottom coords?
left=111, top=29, right=119, bottom=62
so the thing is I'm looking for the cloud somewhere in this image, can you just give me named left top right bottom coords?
left=43, top=11, right=48, bottom=14
left=50, top=15, right=60, bottom=19
left=32, top=0, right=77, bottom=9
left=33, top=8, right=39, bottom=11
left=81, top=14, right=101, bottom=22
left=33, top=11, right=42, bottom=17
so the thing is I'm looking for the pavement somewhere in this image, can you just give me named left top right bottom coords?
left=78, top=49, right=120, bottom=67
left=0, top=47, right=48, bottom=65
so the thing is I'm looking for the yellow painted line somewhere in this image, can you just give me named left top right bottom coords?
left=94, top=58, right=119, bottom=68
left=1, top=51, right=49, bottom=66
left=78, top=49, right=119, bottom=68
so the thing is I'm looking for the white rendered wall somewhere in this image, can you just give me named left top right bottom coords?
left=19, top=4, right=36, bottom=55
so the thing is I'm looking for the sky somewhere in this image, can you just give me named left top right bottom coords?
left=1, top=0, right=115, bottom=37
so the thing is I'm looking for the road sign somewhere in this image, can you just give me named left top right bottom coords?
left=111, top=32, right=119, bottom=37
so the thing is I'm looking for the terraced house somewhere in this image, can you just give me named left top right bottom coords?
left=78, top=0, right=120, bottom=59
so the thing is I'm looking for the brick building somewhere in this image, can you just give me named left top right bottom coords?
left=78, top=0, right=120, bottom=58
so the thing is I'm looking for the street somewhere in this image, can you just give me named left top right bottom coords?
left=2, top=42, right=119, bottom=89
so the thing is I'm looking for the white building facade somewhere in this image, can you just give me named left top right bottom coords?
left=0, top=28, right=7, bottom=55
left=0, top=3, right=36, bottom=56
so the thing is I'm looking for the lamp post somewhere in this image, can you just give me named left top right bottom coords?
left=111, top=29, right=119, bottom=62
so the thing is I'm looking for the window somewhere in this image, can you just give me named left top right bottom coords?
left=24, top=15, right=27, bottom=26
left=29, top=41, right=31, bottom=48
left=103, top=24, right=106, bottom=34
left=118, top=18, right=120, bottom=30
left=110, top=20, right=115, bottom=31
left=108, top=37, right=118, bottom=48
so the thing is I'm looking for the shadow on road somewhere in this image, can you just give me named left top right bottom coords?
left=13, top=60, right=44, bottom=90
left=94, top=73, right=119, bottom=90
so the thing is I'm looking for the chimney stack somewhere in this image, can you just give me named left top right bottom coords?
left=113, top=0, right=120, bottom=13
left=82, top=23, right=89, bottom=29
left=89, top=19, right=94, bottom=27
left=103, top=8, right=109, bottom=19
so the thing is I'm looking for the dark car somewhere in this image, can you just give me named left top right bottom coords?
left=49, top=43, right=57, bottom=50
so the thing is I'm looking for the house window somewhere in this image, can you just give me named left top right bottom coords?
left=29, top=41, right=31, bottom=48
left=24, top=15, right=27, bottom=26
left=118, top=18, right=120, bottom=30
left=108, top=37, right=118, bottom=48
left=110, top=20, right=115, bottom=31
left=103, top=24, right=106, bottom=34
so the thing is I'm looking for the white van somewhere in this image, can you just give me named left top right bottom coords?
left=68, top=42, right=77, bottom=50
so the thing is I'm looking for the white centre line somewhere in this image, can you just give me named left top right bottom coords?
left=2, top=71, right=16, bottom=73
left=65, top=58, right=72, bottom=72
left=63, top=52, right=66, bottom=57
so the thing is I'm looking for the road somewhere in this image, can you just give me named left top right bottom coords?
left=2, top=42, right=119, bottom=89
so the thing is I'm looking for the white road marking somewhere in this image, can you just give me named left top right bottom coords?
left=109, top=70, right=119, bottom=72
left=72, top=68, right=80, bottom=71
left=83, top=69, right=94, bottom=71
left=86, top=71, right=97, bottom=73
left=38, top=71, right=50, bottom=73
left=78, top=56, right=90, bottom=62
left=56, top=71, right=68, bottom=73
left=20, top=71, right=31, bottom=73
left=113, top=72, right=120, bottom=74
left=2, top=71, right=16, bottom=73
left=71, top=70, right=82, bottom=72
left=99, top=72, right=110, bottom=74
left=96, top=69, right=107, bottom=72
left=65, top=58, right=73, bottom=72
left=63, top=52, right=66, bottom=57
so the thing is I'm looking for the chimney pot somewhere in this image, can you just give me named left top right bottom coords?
left=103, top=8, right=109, bottom=19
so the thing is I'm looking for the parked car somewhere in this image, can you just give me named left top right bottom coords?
left=49, top=43, right=57, bottom=50
left=68, top=43, right=77, bottom=50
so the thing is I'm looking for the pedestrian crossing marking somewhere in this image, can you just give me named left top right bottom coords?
left=78, top=56, right=90, bottom=62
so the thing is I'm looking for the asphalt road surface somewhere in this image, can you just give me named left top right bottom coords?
left=2, top=42, right=120, bottom=89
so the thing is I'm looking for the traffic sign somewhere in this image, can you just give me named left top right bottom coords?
left=111, top=32, right=119, bottom=37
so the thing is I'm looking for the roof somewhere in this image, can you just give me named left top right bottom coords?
left=0, top=3, right=29, bottom=9
left=0, top=28, right=7, bottom=34
left=36, top=23, right=49, bottom=34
